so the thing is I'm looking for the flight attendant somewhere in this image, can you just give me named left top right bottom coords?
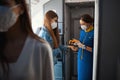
left=69, top=14, right=94, bottom=80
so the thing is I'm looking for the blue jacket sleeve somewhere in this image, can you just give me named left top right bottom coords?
left=59, top=45, right=68, bottom=52
left=53, top=48, right=62, bottom=56
left=39, top=31, right=50, bottom=42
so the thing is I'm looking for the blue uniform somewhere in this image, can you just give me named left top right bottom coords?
left=38, top=26, right=67, bottom=65
left=78, top=29, right=94, bottom=80
left=38, top=26, right=61, bottom=64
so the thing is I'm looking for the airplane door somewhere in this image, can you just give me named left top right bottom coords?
left=64, top=2, right=94, bottom=80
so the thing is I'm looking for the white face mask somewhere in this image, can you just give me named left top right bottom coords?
left=81, top=25, right=88, bottom=31
left=0, top=5, right=19, bottom=32
left=51, top=22, right=57, bottom=29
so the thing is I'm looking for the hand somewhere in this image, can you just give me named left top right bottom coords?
left=68, top=39, right=80, bottom=45
left=72, top=39, right=80, bottom=43
left=68, top=45, right=78, bottom=52
left=76, top=42, right=86, bottom=49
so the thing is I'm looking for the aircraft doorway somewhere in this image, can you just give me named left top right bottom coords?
left=64, top=1, right=95, bottom=80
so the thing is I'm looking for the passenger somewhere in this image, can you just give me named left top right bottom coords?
left=38, top=10, right=68, bottom=65
left=0, top=0, right=54, bottom=80
left=37, top=10, right=68, bottom=80
left=69, top=14, right=94, bottom=80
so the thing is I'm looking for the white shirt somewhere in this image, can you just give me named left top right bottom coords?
left=0, top=36, right=54, bottom=80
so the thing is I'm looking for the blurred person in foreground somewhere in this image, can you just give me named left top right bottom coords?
left=0, top=0, right=54, bottom=80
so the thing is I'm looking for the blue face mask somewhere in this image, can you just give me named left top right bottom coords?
left=0, top=5, right=19, bottom=32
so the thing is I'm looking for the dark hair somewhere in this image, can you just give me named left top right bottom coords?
left=15, top=0, right=44, bottom=41
left=80, top=14, right=94, bottom=24
left=0, top=0, right=44, bottom=77
left=0, top=32, right=8, bottom=76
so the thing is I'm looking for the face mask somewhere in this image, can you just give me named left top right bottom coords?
left=0, top=5, right=19, bottom=32
left=51, top=22, right=57, bottom=29
left=81, top=25, right=88, bottom=31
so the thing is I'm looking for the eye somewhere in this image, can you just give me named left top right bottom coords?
left=55, top=20, right=58, bottom=22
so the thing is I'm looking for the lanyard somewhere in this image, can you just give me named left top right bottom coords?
left=80, top=33, right=88, bottom=60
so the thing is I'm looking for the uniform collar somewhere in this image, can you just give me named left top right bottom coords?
left=85, top=25, right=94, bottom=32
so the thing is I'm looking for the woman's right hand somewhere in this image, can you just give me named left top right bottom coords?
left=68, top=45, right=78, bottom=52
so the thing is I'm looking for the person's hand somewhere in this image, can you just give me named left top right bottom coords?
left=76, top=42, right=86, bottom=49
left=68, top=39, right=80, bottom=47
left=68, top=45, right=78, bottom=52
left=72, top=39, right=80, bottom=43
left=69, top=39, right=80, bottom=45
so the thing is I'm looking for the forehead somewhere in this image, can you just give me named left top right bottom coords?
left=0, top=0, right=16, bottom=6
left=80, top=19, right=86, bottom=25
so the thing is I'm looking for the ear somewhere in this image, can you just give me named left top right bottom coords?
left=12, top=4, right=24, bottom=15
